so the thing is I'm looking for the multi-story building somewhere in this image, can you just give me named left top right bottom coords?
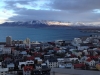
left=6, top=36, right=12, bottom=46
left=23, top=38, right=30, bottom=44
left=12, top=40, right=23, bottom=45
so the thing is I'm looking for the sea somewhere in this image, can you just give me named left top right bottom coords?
left=0, top=26, right=92, bottom=42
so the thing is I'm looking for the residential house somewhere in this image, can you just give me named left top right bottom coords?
left=23, top=66, right=33, bottom=75
left=77, top=44, right=89, bottom=50
left=58, top=64, right=65, bottom=68
left=42, top=42, right=50, bottom=50
left=83, top=50, right=89, bottom=56
left=0, top=68, right=8, bottom=75
left=85, top=58, right=96, bottom=69
left=57, top=58, right=64, bottom=63
left=68, top=58, right=79, bottom=61
left=65, top=63, right=73, bottom=69
left=20, top=51, right=27, bottom=56
left=57, top=50, right=66, bottom=54
left=80, top=56, right=88, bottom=63
left=7, top=63, right=14, bottom=71
left=34, top=57, right=42, bottom=65
left=72, top=38, right=82, bottom=46
left=55, top=40, right=65, bottom=46
left=35, top=64, right=41, bottom=69
left=31, top=41, right=41, bottom=48
left=2, top=47, right=11, bottom=54
left=74, top=52, right=82, bottom=57
left=18, top=60, right=34, bottom=70
left=12, top=50, right=20, bottom=56
left=46, top=58, right=59, bottom=68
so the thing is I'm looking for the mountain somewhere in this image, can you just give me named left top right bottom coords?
left=1, top=20, right=100, bottom=29
left=0, top=20, right=71, bottom=28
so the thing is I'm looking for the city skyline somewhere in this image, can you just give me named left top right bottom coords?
left=0, top=0, right=100, bottom=25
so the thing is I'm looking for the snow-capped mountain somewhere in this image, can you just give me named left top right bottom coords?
left=0, top=20, right=72, bottom=27
left=1, top=20, right=100, bottom=29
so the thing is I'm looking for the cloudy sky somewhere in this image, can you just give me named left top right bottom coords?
left=0, top=0, right=100, bottom=24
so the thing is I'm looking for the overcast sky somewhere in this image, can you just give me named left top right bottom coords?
left=0, top=0, right=100, bottom=24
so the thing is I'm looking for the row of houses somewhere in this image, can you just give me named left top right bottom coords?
left=0, top=34, right=100, bottom=75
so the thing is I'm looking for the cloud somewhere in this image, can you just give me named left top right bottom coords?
left=4, top=0, right=37, bottom=10
left=2, top=0, right=100, bottom=23
left=8, top=8, right=100, bottom=22
left=8, top=9, right=68, bottom=21
left=50, top=0, right=100, bottom=12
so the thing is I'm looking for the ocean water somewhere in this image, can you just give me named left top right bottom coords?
left=0, top=27, right=91, bottom=42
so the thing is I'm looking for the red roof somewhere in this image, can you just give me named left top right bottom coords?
left=33, top=52, right=42, bottom=57
left=53, top=47, right=60, bottom=51
left=27, top=56, right=34, bottom=60
left=74, top=63, right=85, bottom=68
left=86, top=58, right=91, bottom=62
left=24, top=66, right=33, bottom=71
left=87, top=55, right=100, bottom=59
left=94, top=55, right=100, bottom=58
left=71, top=54, right=77, bottom=58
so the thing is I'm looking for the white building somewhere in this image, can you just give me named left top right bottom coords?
left=65, top=63, right=73, bottom=69
left=55, top=40, right=65, bottom=45
left=72, top=38, right=82, bottom=46
left=2, top=47, right=11, bottom=54
left=83, top=50, right=88, bottom=55
left=59, top=64, right=65, bottom=68
left=0, top=68, right=8, bottom=75
left=46, top=59, right=59, bottom=68
left=20, top=51, right=27, bottom=56
left=77, top=46, right=89, bottom=50
left=85, top=59, right=96, bottom=69
left=18, top=60, right=34, bottom=70
left=12, top=50, right=20, bottom=56
left=74, top=52, right=82, bottom=57
left=35, top=64, right=42, bottom=69
left=68, top=58, right=79, bottom=61
left=57, top=58, right=64, bottom=63
left=85, top=37, right=93, bottom=43
left=57, top=50, right=66, bottom=53
left=7, top=63, right=14, bottom=71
